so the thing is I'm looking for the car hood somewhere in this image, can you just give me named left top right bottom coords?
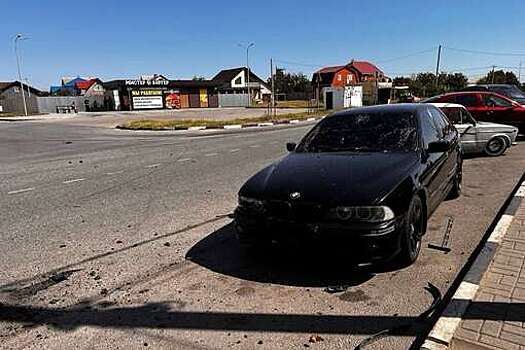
left=240, top=152, right=419, bottom=206
left=476, top=121, right=518, bottom=131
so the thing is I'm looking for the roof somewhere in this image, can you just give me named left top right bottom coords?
left=212, top=67, right=266, bottom=85
left=63, top=77, right=86, bottom=87
left=348, top=60, right=384, bottom=75
left=427, top=102, right=466, bottom=109
left=330, top=103, right=428, bottom=117
left=314, top=65, right=347, bottom=74
left=76, top=79, right=100, bottom=90
left=0, top=81, right=43, bottom=95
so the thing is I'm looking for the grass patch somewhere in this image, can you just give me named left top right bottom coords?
left=118, top=110, right=327, bottom=130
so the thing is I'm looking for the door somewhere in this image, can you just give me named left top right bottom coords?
left=429, top=108, right=457, bottom=203
left=326, top=91, right=333, bottom=110
left=441, top=106, right=479, bottom=153
left=481, top=93, right=515, bottom=124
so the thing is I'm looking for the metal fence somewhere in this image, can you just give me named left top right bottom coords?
left=218, top=93, right=249, bottom=107
left=36, top=96, right=106, bottom=113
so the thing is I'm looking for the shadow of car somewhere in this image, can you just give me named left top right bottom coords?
left=185, top=223, right=376, bottom=288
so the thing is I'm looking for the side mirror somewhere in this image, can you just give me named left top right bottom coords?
left=286, top=142, right=296, bottom=152
left=427, top=139, right=450, bottom=153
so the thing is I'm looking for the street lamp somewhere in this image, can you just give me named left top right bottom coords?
left=239, top=43, right=255, bottom=107
left=14, top=34, right=29, bottom=116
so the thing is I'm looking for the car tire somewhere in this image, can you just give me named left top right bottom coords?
left=484, top=136, right=507, bottom=157
left=397, top=196, right=425, bottom=265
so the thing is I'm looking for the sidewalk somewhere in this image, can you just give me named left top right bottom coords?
left=423, top=178, right=525, bottom=350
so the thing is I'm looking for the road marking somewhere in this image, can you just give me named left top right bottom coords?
left=249, top=145, right=260, bottom=148
left=106, top=170, right=124, bottom=175
left=516, top=184, right=525, bottom=197
left=7, top=187, right=35, bottom=195
left=146, top=163, right=161, bottom=168
left=204, top=153, right=218, bottom=157
left=63, top=178, right=85, bottom=184
left=177, top=158, right=192, bottom=162
left=229, top=149, right=240, bottom=153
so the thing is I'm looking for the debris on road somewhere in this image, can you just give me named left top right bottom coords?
left=323, top=285, right=350, bottom=294
left=428, top=216, right=454, bottom=253
left=309, top=335, right=324, bottom=343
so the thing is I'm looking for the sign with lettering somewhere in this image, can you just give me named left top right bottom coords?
left=126, top=80, right=169, bottom=87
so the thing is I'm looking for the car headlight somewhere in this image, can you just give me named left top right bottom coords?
left=238, top=195, right=265, bottom=212
left=330, top=206, right=395, bottom=223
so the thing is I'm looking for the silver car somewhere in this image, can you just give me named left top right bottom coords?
left=429, top=103, right=518, bottom=156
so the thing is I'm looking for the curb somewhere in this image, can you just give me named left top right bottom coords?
left=421, top=176, right=525, bottom=350
left=117, top=115, right=326, bottom=132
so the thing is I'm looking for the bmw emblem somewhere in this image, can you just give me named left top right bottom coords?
left=290, top=192, right=301, bottom=200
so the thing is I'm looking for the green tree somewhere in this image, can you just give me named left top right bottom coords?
left=268, top=69, right=311, bottom=94
left=477, top=70, right=520, bottom=85
left=192, top=75, right=206, bottom=81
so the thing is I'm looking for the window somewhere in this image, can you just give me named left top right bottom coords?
left=483, top=94, right=513, bottom=107
left=234, top=76, right=242, bottom=85
left=428, top=108, right=447, bottom=138
left=440, top=107, right=462, bottom=124
left=453, top=94, right=479, bottom=107
left=420, top=110, right=440, bottom=148
left=297, top=112, right=417, bottom=153
left=338, top=74, right=342, bottom=81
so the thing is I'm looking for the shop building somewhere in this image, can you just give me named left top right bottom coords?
left=103, top=77, right=220, bottom=111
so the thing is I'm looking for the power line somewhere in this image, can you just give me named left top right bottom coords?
left=443, top=46, right=525, bottom=57
left=375, top=47, right=437, bottom=64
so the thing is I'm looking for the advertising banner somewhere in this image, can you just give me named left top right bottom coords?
left=131, top=90, right=163, bottom=109
left=165, top=92, right=181, bottom=109
left=199, top=89, right=208, bottom=108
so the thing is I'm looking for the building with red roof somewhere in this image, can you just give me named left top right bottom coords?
left=312, top=59, right=389, bottom=89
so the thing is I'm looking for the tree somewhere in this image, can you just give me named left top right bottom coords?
left=393, top=72, right=468, bottom=97
left=192, top=75, right=206, bottom=81
left=477, top=70, right=520, bottom=85
left=442, top=73, right=468, bottom=92
left=268, top=69, right=311, bottom=94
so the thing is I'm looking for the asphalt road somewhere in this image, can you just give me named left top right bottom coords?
left=1, top=119, right=524, bottom=350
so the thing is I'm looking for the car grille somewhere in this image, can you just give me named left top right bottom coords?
left=265, top=200, right=325, bottom=222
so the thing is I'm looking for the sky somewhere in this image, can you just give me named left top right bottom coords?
left=2, top=0, right=525, bottom=90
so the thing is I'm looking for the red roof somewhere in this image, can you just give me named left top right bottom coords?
left=316, top=65, right=347, bottom=74
left=75, top=79, right=97, bottom=90
left=349, top=60, right=383, bottom=75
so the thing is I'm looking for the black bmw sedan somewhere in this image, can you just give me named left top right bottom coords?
left=234, top=104, right=462, bottom=265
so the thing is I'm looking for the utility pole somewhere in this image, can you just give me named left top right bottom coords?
left=270, top=58, right=275, bottom=117
left=245, top=43, right=254, bottom=107
left=14, top=34, right=28, bottom=116
left=519, top=61, right=522, bottom=84
left=435, top=44, right=442, bottom=87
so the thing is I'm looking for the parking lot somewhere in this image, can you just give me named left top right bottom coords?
left=0, top=119, right=523, bottom=349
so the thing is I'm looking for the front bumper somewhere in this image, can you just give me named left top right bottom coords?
left=234, top=207, right=405, bottom=263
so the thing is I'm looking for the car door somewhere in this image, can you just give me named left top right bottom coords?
left=418, top=108, right=448, bottom=214
left=440, top=106, right=478, bottom=153
left=430, top=108, right=458, bottom=201
left=481, top=93, right=516, bottom=124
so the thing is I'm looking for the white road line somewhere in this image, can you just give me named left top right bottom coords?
left=7, top=187, right=35, bottom=195
left=516, top=184, right=525, bottom=197
left=63, top=178, right=85, bottom=184
left=204, top=153, right=218, bottom=157
left=249, top=145, right=260, bottom=148
left=106, top=170, right=124, bottom=175
left=146, top=163, right=161, bottom=168
left=229, top=149, right=240, bottom=153
left=177, top=158, right=192, bottom=162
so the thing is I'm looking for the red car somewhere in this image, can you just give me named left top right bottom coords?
left=424, top=91, right=525, bottom=134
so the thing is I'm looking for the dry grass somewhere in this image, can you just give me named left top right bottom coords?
left=118, top=110, right=326, bottom=130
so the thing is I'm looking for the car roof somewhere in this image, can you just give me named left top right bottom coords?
left=427, top=102, right=465, bottom=109
left=330, top=103, right=430, bottom=117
